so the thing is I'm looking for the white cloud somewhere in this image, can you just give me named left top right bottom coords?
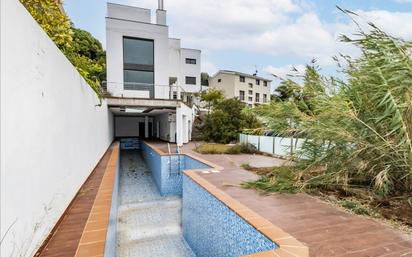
left=202, top=60, right=218, bottom=75
left=394, top=0, right=412, bottom=3
left=264, top=64, right=306, bottom=80
left=122, top=0, right=412, bottom=68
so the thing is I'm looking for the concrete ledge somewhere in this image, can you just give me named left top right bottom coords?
left=143, top=141, right=224, bottom=170
left=106, top=97, right=181, bottom=108
left=184, top=170, right=309, bottom=257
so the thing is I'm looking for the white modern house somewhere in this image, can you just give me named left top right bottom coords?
left=209, top=70, right=272, bottom=107
left=105, top=1, right=202, bottom=145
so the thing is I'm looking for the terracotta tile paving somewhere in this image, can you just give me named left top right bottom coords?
left=35, top=144, right=115, bottom=257
left=177, top=142, right=412, bottom=257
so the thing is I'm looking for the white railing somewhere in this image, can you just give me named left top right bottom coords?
left=239, top=134, right=305, bottom=158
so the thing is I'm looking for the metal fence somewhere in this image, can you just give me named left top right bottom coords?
left=239, top=134, right=305, bottom=158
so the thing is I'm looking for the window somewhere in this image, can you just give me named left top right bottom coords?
left=264, top=81, right=268, bottom=87
left=256, top=79, right=260, bottom=85
left=248, top=83, right=253, bottom=89
left=218, top=78, right=222, bottom=83
left=239, top=90, right=245, bottom=101
left=185, top=58, right=197, bottom=64
left=263, top=94, right=267, bottom=103
left=248, top=97, right=253, bottom=102
left=256, top=93, right=260, bottom=103
left=173, top=91, right=178, bottom=99
left=185, top=76, right=196, bottom=85
left=123, top=37, right=154, bottom=93
left=248, top=90, right=253, bottom=95
left=240, top=76, right=245, bottom=82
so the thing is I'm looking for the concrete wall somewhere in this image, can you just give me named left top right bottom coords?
left=106, top=4, right=170, bottom=99
left=180, top=48, right=201, bottom=93
left=114, top=116, right=154, bottom=138
left=107, top=3, right=151, bottom=23
left=0, top=1, right=114, bottom=257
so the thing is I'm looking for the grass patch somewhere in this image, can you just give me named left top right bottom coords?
left=195, top=143, right=258, bottom=155
left=243, top=166, right=300, bottom=194
left=337, top=199, right=372, bottom=216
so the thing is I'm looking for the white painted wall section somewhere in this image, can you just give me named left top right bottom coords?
left=0, top=1, right=114, bottom=257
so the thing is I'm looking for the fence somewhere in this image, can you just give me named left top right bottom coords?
left=239, top=134, right=305, bottom=158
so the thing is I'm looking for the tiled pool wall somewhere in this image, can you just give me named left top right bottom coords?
left=141, top=142, right=211, bottom=196
left=182, top=175, right=278, bottom=257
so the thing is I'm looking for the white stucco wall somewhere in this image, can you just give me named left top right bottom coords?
left=180, top=48, right=201, bottom=93
left=106, top=4, right=170, bottom=99
left=0, top=1, right=114, bottom=257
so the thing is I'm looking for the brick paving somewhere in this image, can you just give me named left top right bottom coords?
left=177, top=142, right=412, bottom=257
left=35, top=145, right=114, bottom=257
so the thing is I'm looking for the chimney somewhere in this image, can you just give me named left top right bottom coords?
left=156, top=0, right=166, bottom=25
left=158, top=0, right=164, bottom=10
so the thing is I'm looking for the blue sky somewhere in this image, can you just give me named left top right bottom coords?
left=64, top=0, right=412, bottom=85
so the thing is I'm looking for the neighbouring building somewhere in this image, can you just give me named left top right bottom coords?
left=209, top=70, right=271, bottom=106
left=105, top=1, right=202, bottom=145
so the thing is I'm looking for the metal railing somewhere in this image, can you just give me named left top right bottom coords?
left=102, top=81, right=197, bottom=106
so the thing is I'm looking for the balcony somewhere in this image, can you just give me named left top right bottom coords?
left=102, top=82, right=195, bottom=107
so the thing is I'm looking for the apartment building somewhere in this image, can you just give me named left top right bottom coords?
left=105, top=1, right=202, bottom=145
left=209, top=70, right=271, bottom=106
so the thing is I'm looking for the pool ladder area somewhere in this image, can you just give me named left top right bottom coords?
left=168, top=144, right=183, bottom=176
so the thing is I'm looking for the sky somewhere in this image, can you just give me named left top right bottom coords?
left=64, top=0, right=412, bottom=86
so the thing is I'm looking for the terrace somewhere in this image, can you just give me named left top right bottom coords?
left=33, top=140, right=412, bottom=257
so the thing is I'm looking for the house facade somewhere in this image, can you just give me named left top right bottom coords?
left=209, top=70, right=271, bottom=106
left=105, top=1, right=202, bottom=145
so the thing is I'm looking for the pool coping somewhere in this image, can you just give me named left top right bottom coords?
left=144, top=141, right=224, bottom=170
left=74, top=142, right=120, bottom=257
left=145, top=141, right=308, bottom=257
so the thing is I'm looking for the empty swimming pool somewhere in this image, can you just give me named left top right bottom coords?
left=117, top=150, right=195, bottom=257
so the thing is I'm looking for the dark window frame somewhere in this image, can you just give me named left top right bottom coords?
left=256, top=93, right=260, bottom=102
left=185, top=76, right=197, bottom=85
left=185, top=58, right=197, bottom=64
left=240, top=76, right=246, bottom=82
left=256, top=79, right=260, bottom=85
left=239, top=90, right=245, bottom=101
left=123, top=36, right=155, bottom=96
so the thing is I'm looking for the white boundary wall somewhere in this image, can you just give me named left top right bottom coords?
left=0, top=1, right=114, bottom=257
left=239, top=134, right=305, bottom=157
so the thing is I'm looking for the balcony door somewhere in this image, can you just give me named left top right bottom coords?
left=123, top=37, right=154, bottom=97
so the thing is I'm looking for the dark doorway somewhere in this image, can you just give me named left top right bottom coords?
left=148, top=122, right=153, bottom=138
left=138, top=122, right=145, bottom=138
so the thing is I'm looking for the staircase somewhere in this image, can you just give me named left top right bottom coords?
left=117, top=150, right=195, bottom=257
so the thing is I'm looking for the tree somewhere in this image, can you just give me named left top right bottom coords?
left=199, top=88, right=224, bottom=113
left=253, top=20, right=412, bottom=197
left=202, top=98, right=260, bottom=143
left=20, top=0, right=106, bottom=97
left=201, top=72, right=210, bottom=86
left=20, top=0, right=73, bottom=50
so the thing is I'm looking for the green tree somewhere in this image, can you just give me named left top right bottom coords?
left=20, top=0, right=106, bottom=98
left=20, top=0, right=73, bottom=50
left=200, top=88, right=224, bottom=113
left=202, top=98, right=260, bottom=143
left=253, top=21, right=412, bottom=197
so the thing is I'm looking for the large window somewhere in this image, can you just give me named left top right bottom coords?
left=185, top=58, right=197, bottom=64
left=240, top=76, right=245, bottom=82
left=185, top=76, right=196, bottom=85
left=263, top=94, right=267, bottom=103
left=256, top=79, right=260, bottom=85
left=256, top=93, right=260, bottom=103
left=123, top=37, right=154, bottom=93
